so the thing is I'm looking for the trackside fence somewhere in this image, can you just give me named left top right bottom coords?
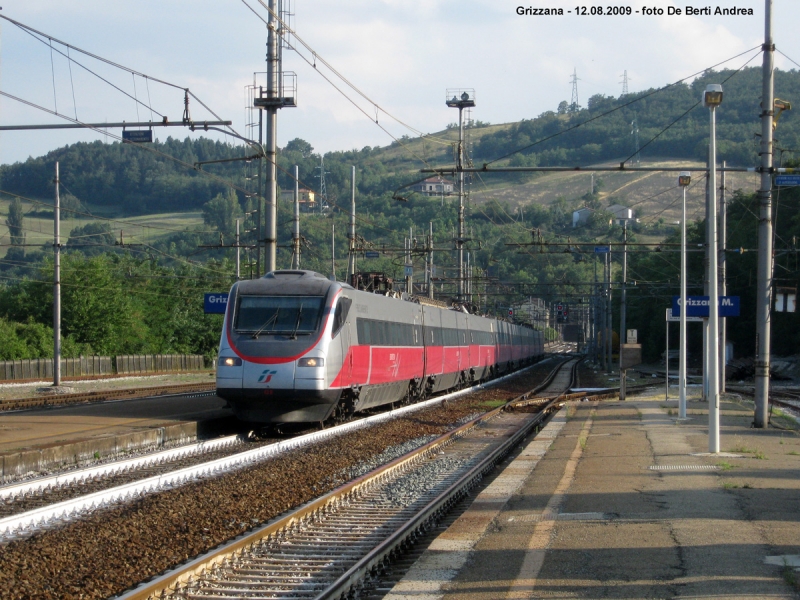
left=115, top=354, right=205, bottom=375
left=0, top=354, right=206, bottom=381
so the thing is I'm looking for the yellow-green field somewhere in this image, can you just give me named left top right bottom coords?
left=0, top=195, right=203, bottom=259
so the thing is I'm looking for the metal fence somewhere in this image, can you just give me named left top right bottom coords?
left=0, top=354, right=206, bottom=381
left=115, top=354, right=205, bottom=375
left=0, top=356, right=112, bottom=381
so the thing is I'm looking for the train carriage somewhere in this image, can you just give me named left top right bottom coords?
left=216, top=270, right=544, bottom=423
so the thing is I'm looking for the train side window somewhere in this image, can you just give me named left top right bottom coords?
left=357, top=318, right=370, bottom=344
left=331, top=297, right=352, bottom=338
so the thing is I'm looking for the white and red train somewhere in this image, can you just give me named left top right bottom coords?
left=216, top=270, right=544, bottom=423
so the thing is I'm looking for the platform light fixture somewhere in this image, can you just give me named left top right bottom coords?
left=704, top=84, right=723, bottom=107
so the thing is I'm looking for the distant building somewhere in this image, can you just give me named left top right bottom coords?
left=280, top=188, right=317, bottom=211
left=515, top=297, right=549, bottom=328
left=572, top=204, right=635, bottom=227
left=607, top=204, right=635, bottom=226
left=412, top=176, right=454, bottom=197
left=572, top=207, right=594, bottom=228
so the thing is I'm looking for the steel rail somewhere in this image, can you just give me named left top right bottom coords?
left=116, top=360, right=592, bottom=600
left=0, top=365, right=533, bottom=541
left=0, top=434, right=243, bottom=501
left=315, top=403, right=561, bottom=600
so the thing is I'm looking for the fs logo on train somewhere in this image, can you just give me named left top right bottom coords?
left=258, top=370, right=278, bottom=383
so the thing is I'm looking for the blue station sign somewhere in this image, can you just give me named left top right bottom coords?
left=365, top=251, right=380, bottom=258
left=204, top=293, right=229, bottom=314
left=594, top=246, right=610, bottom=254
left=671, top=295, right=740, bottom=318
left=775, top=175, right=800, bottom=187
left=122, top=130, right=153, bottom=143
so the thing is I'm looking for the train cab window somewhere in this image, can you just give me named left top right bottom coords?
left=236, top=295, right=324, bottom=336
left=331, top=297, right=352, bottom=338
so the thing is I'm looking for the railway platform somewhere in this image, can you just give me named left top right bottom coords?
left=0, top=374, right=233, bottom=481
left=386, top=391, right=800, bottom=599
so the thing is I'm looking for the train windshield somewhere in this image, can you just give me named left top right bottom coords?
left=235, top=295, right=325, bottom=336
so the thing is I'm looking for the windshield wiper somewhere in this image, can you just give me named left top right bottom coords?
left=289, top=304, right=303, bottom=340
left=252, top=309, right=280, bottom=339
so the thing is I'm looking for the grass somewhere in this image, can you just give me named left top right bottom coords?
left=566, top=405, right=577, bottom=420
left=722, top=481, right=753, bottom=490
left=787, top=451, right=800, bottom=456
left=579, top=436, right=587, bottom=450
left=716, top=461, right=734, bottom=471
left=481, top=400, right=507, bottom=408
left=728, top=441, right=767, bottom=459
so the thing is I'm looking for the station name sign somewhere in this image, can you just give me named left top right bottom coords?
left=122, top=130, right=153, bottom=143
left=671, top=295, right=740, bottom=318
left=204, top=293, right=229, bottom=314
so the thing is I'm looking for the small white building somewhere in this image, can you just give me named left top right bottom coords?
left=573, top=204, right=635, bottom=227
left=572, top=207, right=594, bottom=228
left=412, top=176, right=454, bottom=197
left=608, top=204, right=634, bottom=225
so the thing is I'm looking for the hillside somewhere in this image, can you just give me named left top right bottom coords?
left=2, top=66, right=799, bottom=362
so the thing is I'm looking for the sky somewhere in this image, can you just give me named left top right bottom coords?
left=0, top=0, right=798, bottom=166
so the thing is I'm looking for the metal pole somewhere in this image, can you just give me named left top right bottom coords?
left=719, top=161, right=727, bottom=393
left=591, top=290, right=596, bottom=362
left=606, top=250, right=613, bottom=374
left=265, top=0, right=279, bottom=273
left=679, top=184, right=688, bottom=418
left=235, top=218, right=240, bottom=280
left=666, top=310, right=669, bottom=400
left=620, top=221, right=628, bottom=400
left=330, top=223, right=336, bottom=281
left=348, top=166, right=356, bottom=282
left=257, top=107, right=263, bottom=276
left=707, top=99, right=721, bottom=454
left=53, top=162, right=61, bottom=388
left=755, top=0, right=774, bottom=428
left=457, top=106, right=465, bottom=302
left=467, top=252, right=471, bottom=303
left=428, top=222, right=434, bottom=299
left=292, top=165, right=300, bottom=269
left=703, top=175, right=709, bottom=403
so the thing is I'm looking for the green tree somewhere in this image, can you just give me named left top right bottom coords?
left=202, top=190, right=243, bottom=237
left=67, top=222, right=116, bottom=256
left=6, top=198, right=25, bottom=246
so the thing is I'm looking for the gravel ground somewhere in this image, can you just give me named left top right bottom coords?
left=0, top=362, right=555, bottom=600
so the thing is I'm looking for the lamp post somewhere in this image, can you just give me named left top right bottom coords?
left=705, top=84, right=723, bottom=453
left=678, top=171, right=691, bottom=419
left=446, top=89, right=475, bottom=303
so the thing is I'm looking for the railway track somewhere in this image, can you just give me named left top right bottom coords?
left=0, top=357, right=644, bottom=599
left=726, top=384, right=800, bottom=420
left=0, top=363, right=557, bottom=543
left=0, top=434, right=253, bottom=520
left=117, top=359, right=584, bottom=600
left=0, top=382, right=217, bottom=412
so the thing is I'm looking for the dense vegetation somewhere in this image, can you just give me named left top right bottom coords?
left=1, top=66, right=799, bottom=362
left=475, top=68, right=800, bottom=168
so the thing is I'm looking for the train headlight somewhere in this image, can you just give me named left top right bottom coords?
left=221, top=357, right=242, bottom=367
left=297, top=357, right=324, bottom=367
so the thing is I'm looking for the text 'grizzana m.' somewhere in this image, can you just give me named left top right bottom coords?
left=216, top=270, right=544, bottom=423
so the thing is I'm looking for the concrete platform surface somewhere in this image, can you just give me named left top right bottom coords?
left=387, top=394, right=800, bottom=599
left=0, top=380, right=232, bottom=481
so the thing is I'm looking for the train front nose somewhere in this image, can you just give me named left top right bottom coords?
left=243, top=361, right=296, bottom=391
